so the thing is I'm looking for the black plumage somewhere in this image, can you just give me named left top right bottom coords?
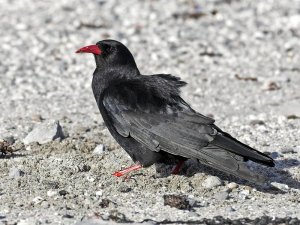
left=76, top=40, right=274, bottom=183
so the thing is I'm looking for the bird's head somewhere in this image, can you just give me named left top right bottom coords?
left=76, top=40, right=139, bottom=74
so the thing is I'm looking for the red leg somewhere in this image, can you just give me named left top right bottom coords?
left=171, top=160, right=185, bottom=175
left=113, top=164, right=143, bottom=177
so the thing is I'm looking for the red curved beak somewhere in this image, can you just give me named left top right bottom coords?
left=76, top=45, right=102, bottom=55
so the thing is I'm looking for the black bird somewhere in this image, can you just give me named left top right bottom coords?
left=76, top=40, right=274, bottom=183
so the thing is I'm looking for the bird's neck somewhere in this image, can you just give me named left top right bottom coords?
left=91, top=66, right=139, bottom=103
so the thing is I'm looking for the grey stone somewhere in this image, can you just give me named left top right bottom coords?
left=23, top=120, right=64, bottom=145
left=202, top=176, right=222, bottom=189
left=270, top=152, right=280, bottom=159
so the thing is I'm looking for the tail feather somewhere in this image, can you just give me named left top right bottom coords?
left=199, top=144, right=266, bottom=183
left=211, top=133, right=275, bottom=167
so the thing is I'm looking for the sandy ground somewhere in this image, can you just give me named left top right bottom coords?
left=0, top=0, right=300, bottom=224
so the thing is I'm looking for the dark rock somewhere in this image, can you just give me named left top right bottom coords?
left=62, top=214, right=74, bottom=219
left=287, top=115, right=300, bottom=120
left=163, top=194, right=191, bottom=210
left=59, top=190, right=69, bottom=196
left=99, top=198, right=111, bottom=208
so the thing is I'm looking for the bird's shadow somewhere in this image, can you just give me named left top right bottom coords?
left=156, top=157, right=300, bottom=194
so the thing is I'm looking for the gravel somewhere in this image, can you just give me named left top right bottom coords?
left=0, top=0, right=300, bottom=224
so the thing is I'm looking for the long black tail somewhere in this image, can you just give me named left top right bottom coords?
left=212, top=131, right=275, bottom=167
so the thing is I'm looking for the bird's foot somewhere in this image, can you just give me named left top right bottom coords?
left=171, top=160, right=185, bottom=175
left=113, top=164, right=143, bottom=177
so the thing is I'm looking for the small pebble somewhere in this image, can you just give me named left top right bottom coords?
left=95, top=190, right=103, bottom=196
left=214, top=191, right=229, bottom=201
left=241, top=189, right=250, bottom=195
left=239, top=190, right=250, bottom=199
left=32, top=196, right=44, bottom=205
left=250, top=119, right=265, bottom=126
left=227, top=182, right=238, bottom=189
left=93, top=144, right=106, bottom=155
left=62, top=214, right=74, bottom=219
left=261, top=80, right=280, bottom=91
left=59, top=190, right=69, bottom=196
left=99, top=198, right=111, bottom=208
left=163, top=194, right=191, bottom=210
left=9, top=167, right=24, bottom=178
left=227, top=206, right=236, bottom=212
left=271, top=182, right=289, bottom=192
left=107, top=209, right=127, bottom=223
left=118, top=184, right=131, bottom=193
left=270, top=152, right=280, bottom=159
left=187, top=196, right=196, bottom=207
left=41, top=201, right=50, bottom=209
left=86, top=176, right=95, bottom=182
left=31, top=114, right=43, bottom=122
left=202, top=176, right=222, bottom=189
left=47, top=190, right=58, bottom=197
